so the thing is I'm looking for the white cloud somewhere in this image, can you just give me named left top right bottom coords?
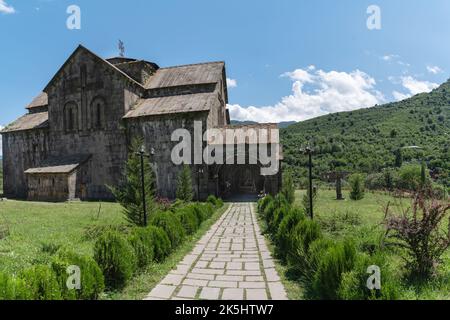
left=226, top=78, right=237, bottom=88
left=382, top=54, right=399, bottom=62
left=392, top=76, right=439, bottom=101
left=228, top=67, right=385, bottom=123
left=426, top=65, right=443, bottom=74
left=0, top=0, right=15, bottom=14
left=380, top=54, right=410, bottom=67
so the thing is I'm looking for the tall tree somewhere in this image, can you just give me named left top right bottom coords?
left=176, top=165, right=194, bottom=202
left=111, top=138, right=156, bottom=226
left=281, top=171, right=295, bottom=204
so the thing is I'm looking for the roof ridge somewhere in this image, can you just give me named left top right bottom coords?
left=159, top=61, right=225, bottom=70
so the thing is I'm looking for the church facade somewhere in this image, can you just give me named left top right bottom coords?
left=1, top=45, right=282, bottom=202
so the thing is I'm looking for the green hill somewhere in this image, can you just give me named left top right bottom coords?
left=280, top=79, right=450, bottom=186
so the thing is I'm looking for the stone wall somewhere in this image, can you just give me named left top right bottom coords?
left=2, top=129, right=49, bottom=198
left=43, top=49, right=143, bottom=200
left=125, top=112, right=210, bottom=200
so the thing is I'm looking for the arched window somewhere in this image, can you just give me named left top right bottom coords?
left=64, top=102, right=78, bottom=133
left=91, top=97, right=105, bottom=129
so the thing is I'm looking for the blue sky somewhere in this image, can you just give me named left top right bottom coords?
left=1, top=0, right=450, bottom=130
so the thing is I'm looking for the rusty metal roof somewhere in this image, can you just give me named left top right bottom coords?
left=145, top=62, right=224, bottom=89
left=1, top=112, right=49, bottom=133
left=24, top=154, right=91, bottom=174
left=26, top=92, right=48, bottom=110
left=124, top=92, right=221, bottom=118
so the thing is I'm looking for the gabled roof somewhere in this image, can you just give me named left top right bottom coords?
left=145, top=62, right=225, bottom=89
left=43, top=45, right=145, bottom=92
left=26, top=92, right=48, bottom=110
left=124, top=92, right=220, bottom=118
left=24, top=154, right=91, bottom=174
left=1, top=112, right=49, bottom=133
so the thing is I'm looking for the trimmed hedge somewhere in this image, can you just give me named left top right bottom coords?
left=149, top=211, right=185, bottom=249
left=176, top=207, right=199, bottom=235
left=127, top=228, right=155, bottom=269
left=146, top=226, right=172, bottom=262
left=93, top=231, right=137, bottom=289
left=51, top=248, right=104, bottom=300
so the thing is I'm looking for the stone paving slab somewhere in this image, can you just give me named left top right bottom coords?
left=144, top=203, right=288, bottom=300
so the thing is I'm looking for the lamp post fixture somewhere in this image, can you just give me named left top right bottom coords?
left=136, top=145, right=154, bottom=227
left=197, top=167, right=204, bottom=201
left=301, top=146, right=314, bottom=219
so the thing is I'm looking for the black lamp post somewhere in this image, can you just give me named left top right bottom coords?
left=136, top=145, right=154, bottom=226
left=301, top=146, right=314, bottom=219
left=197, top=167, right=204, bottom=201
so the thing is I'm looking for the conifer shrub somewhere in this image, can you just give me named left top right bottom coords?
left=93, top=231, right=137, bottom=289
left=146, top=226, right=172, bottom=262
left=287, top=218, right=323, bottom=274
left=275, top=207, right=306, bottom=261
left=207, top=195, right=219, bottom=207
left=311, top=239, right=357, bottom=300
left=257, top=194, right=274, bottom=214
left=51, top=248, right=104, bottom=300
left=19, top=265, right=62, bottom=300
left=127, top=228, right=155, bottom=269
left=349, top=173, right=365, bottom=200
left=0, top=272, right=31, bottom=300
left=149, top=211, right=185, bottom=249
left=337, top=252, right=401, bottom=300
left=176, top=208, right=199, bottom=235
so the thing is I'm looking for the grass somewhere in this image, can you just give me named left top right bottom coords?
left=106, top=203, right=230, bottom=300
left=272, top=189, right=450, bottom=300
left=0, top=200, right=124, bottom=273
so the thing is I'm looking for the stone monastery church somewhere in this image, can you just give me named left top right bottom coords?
left=1, top=45, right=281, bottom=202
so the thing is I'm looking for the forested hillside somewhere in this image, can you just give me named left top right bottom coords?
left=280, top=79, right=450, bottom=187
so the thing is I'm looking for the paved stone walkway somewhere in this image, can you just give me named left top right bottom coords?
left=144, top=203, right=288, bottom=300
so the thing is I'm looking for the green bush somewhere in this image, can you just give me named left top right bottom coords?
left=202, top=203, right=215, bottom=219
left=281, top=171, right=296, bottom=204
left=176, top=207, right=199, bottom=235
left=188, top=204, right=207, bottom=223
left=19, top=265, right=62, bottom=300
left=275, top=207, right=305, bottom=261
left=287, top=218, right=323, bottom=274
left=146, top=226, right=172, bottom=262
left=149, top=211, right=185, bottom=249
left=51, top=248, right=104, bottom=300
left=270, top=205, right=290, bottom=234
left=127, top=228, right=155, bottom=269
left=349, top=174, right=365, bottom=200
left=93, top=231, right=137, bottom=289
left=176, top=165, right=194, bottom=202
left=337, top=252, right=401, bottom=300
left=0, top=272, right=31, bottom=300
left=257, top=195, right=273, bottom=214
left=206, top=195, right=223, bottom=208
left=311, top=239, right=357, bottom=300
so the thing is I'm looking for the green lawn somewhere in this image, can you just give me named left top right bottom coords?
left=294, top=189, right=406, bottom=226
left=0, top=200, right=124, bottom=274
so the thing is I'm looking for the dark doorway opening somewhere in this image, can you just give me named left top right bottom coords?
left=218, top=164, right=264, bottom=199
